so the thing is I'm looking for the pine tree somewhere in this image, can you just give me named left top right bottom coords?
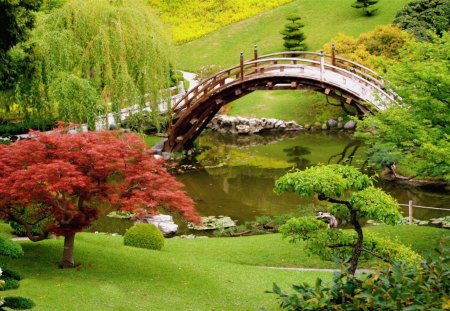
left=280, top=14, right=307, bottom=51
left=352, top=0, right=380, bottom=16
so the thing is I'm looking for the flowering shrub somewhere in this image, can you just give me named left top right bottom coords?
left=148, top=0, right=293, bottom=43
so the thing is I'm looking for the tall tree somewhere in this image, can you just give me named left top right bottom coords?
left=13, top=0, right=173, bottom=128
left=280, top=14, right=307, bottom=51
left=351, top=0, right=379, bottom=16
left=0, top=0, right=42, bottom=92
left=275, top=165, right=419, bottom=276
left=0, top=128, right=200, bottom=268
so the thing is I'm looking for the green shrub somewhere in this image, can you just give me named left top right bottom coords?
left=1, top=268, right=21, bottom=281
left=269, top=235, right=449, bottom=310
left=0, top=238, right=23, bottom=259
left=0, top=277, right=19, bottom=291
left=1, top=296, right=35, bottom=310
left=123, top=224, right=164, bottom=251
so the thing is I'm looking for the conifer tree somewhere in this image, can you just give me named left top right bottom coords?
left=280, top=14, right=307, bottom=51
left=352, top=0, right=380, bottom=16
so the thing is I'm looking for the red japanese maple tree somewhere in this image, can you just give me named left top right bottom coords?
left=0, top=128, right=199, bottom=268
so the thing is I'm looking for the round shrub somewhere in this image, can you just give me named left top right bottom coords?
left=1, top=296, right=35, bottom=310
left=123, top=224, right=164, bottom=250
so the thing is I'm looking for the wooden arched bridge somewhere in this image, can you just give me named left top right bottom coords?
left=163, top=49, right=400, bottom=152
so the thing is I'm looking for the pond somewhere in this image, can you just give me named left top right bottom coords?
left=89, top=130, right=450, bottom=234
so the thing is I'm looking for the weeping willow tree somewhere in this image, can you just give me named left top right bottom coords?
left=15, top=0, right=173, bottom=129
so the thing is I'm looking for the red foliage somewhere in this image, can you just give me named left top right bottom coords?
left=0, top=129, right=199, bottom=237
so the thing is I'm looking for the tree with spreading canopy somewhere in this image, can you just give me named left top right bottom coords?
left=11, top=0, right=173, bottom=129
left=275, top=164, right=420, bottom=276
left=0, top=127, right=200, bottom=268
left=280, top=14, right=307, bottom=51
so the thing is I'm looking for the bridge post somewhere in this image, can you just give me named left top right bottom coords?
left=331, top=43, right=336, bottom=66
left=253, top=45, right=258, bottom=60
left=240, top=52, right=244, bottom=80
left=320, top=50, right=325, bottom=82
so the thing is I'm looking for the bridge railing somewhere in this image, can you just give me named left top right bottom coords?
left=253, top=51, right=387, bottom=90
left=170, top=51, right=398, bottom=117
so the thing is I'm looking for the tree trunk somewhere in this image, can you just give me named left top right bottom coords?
left=349, top=212, right=363, bottom=276
left=60, top=234, right=76, bottom=268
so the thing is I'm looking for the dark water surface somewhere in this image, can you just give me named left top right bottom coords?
left=177, top=131, right=450, bottom=223
left=90, top=131, right=450, bottom=234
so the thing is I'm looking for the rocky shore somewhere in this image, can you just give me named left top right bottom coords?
left=207, top=115, right=356, bottom=135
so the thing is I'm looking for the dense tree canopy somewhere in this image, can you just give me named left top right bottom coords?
left=357, top=35, right=450, bottom=181
left=323, top=25, right=409, bottom=71
left=0, top=128, right=199, bottom=267
left=10, top=0, right=173, bottom=128
left=275, top=165, right=419, bottom=275
left=0, top=0, right=42, bottom=92
left=394, top=0, right=450, bottom=42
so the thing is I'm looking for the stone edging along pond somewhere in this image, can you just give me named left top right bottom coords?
left=207, top=115, right=356, bottom=134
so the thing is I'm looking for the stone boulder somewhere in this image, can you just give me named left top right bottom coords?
left=135, top=214, right=178, bottom=235
left=344, top=120, right=356, bottom=130
left=327, top=119, right=338, bottom=128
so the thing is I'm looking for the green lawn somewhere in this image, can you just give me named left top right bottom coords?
left=4, top=225, right=448, bottom=310
left=229, top=90, right=346, bottom=124
left=177, top=0, right=410, bottom=71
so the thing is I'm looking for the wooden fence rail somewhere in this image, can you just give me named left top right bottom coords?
left=398, top=201, right=449, bottom=224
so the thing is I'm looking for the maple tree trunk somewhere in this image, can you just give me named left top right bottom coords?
left=60, top=234, right=76, bottom=268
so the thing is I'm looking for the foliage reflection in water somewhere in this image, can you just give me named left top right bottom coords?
left=90, top=131, right=450, bottom=234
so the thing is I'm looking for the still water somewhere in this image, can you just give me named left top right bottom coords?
left=89, top=131, right=450, bottom=234
left=177, top=131, right=450, bottom=223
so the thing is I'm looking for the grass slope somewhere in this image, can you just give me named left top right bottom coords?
left=149, top=0, right=292, bottom=44
left=228, top=90, right=346, bottom=124
left=177, top=0, right=410, bottom=71
left=5, top=225, right=448, bottom=310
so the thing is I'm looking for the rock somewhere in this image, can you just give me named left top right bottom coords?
left=314, top=122, right=322, bottom=128
left=274, top=120, right=284, bottom=128
left=344, top=120, right=356, bottom=130
left=188, top=215, right=236, bottom=230
left=337, top=116, right=344, bottom=122
left=327, top=119, right=338, bottom=128
left=321, top=123, right=328, bottom=130
left=304, top=124, right=311, bottom=130
left=285, top=121, right=302, bottom=131
left=137, top=214, right=178, bottom=235
left=236, top=124, right=251, bottom=134
left=337, top=122, right=343, bottom=129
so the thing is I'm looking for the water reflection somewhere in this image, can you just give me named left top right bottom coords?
left=178, top=131, right=450, bottom=223
left=284, top=146, right=311, bottom=169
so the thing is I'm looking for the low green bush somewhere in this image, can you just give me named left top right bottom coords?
left=123, top=224, right=164, bottom=251
left=1, top=296, right=35, bottom=310
left=1, top=268, right=21, bottom=281
left=0, top=277, right=19, bottom=291
left=0, top=238, right=23, bottom=259
left=269, top=235, right=450, bottom=310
